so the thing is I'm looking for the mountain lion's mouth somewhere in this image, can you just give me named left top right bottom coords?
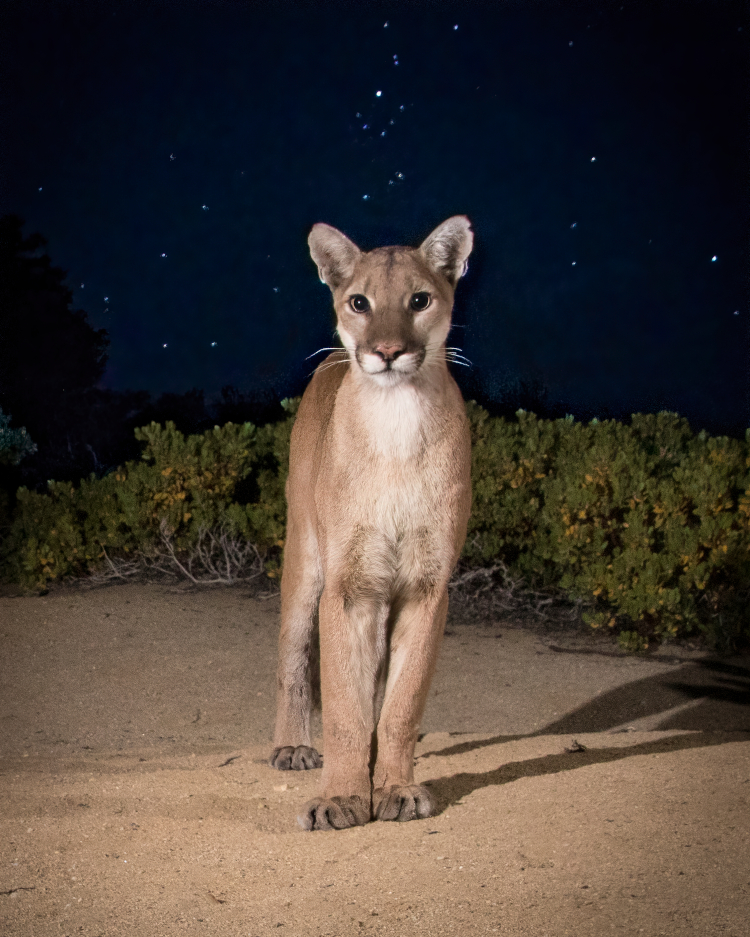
left=357, top=348, right=425, bottom=378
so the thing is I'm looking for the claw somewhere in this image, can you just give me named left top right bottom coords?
left=374, top=785, right=435, bottom=822
left=298, top=795, right=370, bottom=831
left=269, top=745, right=322, bottom=771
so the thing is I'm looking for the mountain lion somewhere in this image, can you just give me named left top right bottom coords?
left=270, top=216, right=473, bottom=830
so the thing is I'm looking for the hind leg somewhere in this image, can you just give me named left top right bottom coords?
left=270, top=516, right=323, bottom=771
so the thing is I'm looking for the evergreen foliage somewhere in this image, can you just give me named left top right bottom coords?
left=0, top=215, right=109, bottom=453
left=2, top=398, right=748, bottom=649
left=466, top=405, right=750, bottom=649
left=1, top=404, right=297, bottom=590
left=0, top=409, right=37, bottom=467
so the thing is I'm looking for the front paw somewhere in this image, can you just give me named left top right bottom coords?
left=269, top=745, right=322, bottom=770
left=298, top=795, right=371, bottom=831
left=373, top=784, right=435, bottom=822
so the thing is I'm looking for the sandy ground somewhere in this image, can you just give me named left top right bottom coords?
left=0, top=583, right=748, bottom=937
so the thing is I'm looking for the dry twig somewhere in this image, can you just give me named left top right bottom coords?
left=449, top=558, right=588, bottom=624
left=88, top=523, right=266, bottom=586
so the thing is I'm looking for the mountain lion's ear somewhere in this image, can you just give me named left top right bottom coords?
left=419, top=216, right=474, bottom=287
left=308, top=224, right=361, bottom=290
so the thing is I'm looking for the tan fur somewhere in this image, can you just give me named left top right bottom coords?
left=270, top=217, right=473, bottom=830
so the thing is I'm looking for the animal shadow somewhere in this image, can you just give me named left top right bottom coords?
left=422, top=658, right=750, bottom=814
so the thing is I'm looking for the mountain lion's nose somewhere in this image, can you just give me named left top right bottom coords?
left=373, top=342, right=405, bottom=361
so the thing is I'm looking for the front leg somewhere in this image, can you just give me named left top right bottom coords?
left=371, top=590, right=449, bottom=822
left=297, top=587, right=385, bottom=830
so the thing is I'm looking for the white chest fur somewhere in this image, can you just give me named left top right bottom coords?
left=319, top=374, right=453, bottom=560
left=351, top=375, right=442, bottom=462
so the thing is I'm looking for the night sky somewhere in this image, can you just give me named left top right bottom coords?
left=2, top=0, right=748, bottom=435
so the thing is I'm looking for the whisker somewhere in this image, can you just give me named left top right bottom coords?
left=444, top=346, right=472, bottom=364
left=305, top=346, right=347, bottom=361
left=422, top=340, right=473, bottom=370
left=446, top=353, right=472, bottom=365
left=318, top=355, right=350, bottom=367
left=309, top=357, right=351, bottom=377
left=424, top=341, right=466, bottom=351
left=441, top=350, right=473, bottom=368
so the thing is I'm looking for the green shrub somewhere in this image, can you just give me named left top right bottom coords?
left=617, top=630, right=649, bottom=654
left=1, top=404, right=298, bottom=589
left=2, top=394, right=748, bottom=649
left=0, top=408, right=37, bottom=466
left=466, top=405, right=750, bottom=648
left=466, top=403, right=559, bottom=585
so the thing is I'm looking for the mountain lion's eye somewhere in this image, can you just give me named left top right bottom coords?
left=410, top=292, right=431, bottom=311
left=349, top=294, right=370, bottom=313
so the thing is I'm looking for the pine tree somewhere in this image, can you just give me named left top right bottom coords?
left=0, top=214, right=109, bottom=449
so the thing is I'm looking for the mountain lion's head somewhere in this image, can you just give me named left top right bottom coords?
left=308, top=216, right=473, bottom=387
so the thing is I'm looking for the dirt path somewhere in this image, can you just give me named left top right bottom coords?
left=1, top=583, right=748, bottom=936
